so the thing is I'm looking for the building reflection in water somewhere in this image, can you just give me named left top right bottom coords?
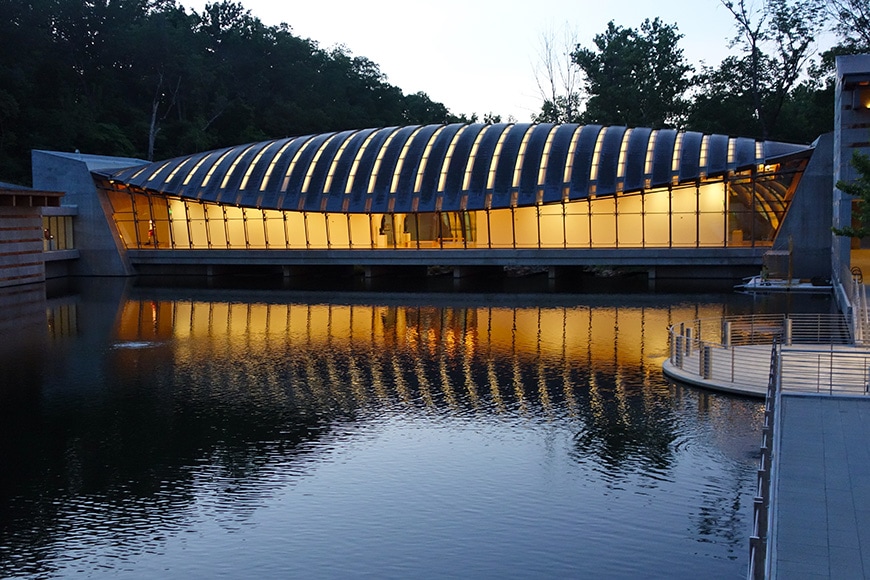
left=112, top=297, right=746, bottom=467
left=1, top=288, right=777, bottom=578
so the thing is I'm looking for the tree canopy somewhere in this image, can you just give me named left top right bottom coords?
left=537, top=0, right=867, bottom=143
left=0, top=0, right=460, bottom=184
left=572, top=18, right=693, bottom=129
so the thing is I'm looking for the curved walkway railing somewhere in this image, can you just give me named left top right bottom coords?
left=665, top=312, right=870, bottom=580
left=667, top=314, right=853, bottom=393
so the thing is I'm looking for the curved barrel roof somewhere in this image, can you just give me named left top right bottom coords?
left=100, top=123, right=813, bottom=213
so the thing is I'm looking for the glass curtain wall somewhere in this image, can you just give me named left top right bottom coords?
left=104, top=160, right=803, bottom=251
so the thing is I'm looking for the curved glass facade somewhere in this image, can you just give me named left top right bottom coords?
left=97, top=123, right=810, bottom=250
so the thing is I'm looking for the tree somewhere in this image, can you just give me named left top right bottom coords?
left=572, top=18, right=693, bottom=128
left=826, top=0, right=870, bottom=52
left=713, top=0, right=826, bottom=140
left=0, top=0, right=461, bottom=184
left=532, top=25, right=582, bottom=123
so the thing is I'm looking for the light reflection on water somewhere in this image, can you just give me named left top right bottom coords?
left=0, top=281, right=831, bottom=578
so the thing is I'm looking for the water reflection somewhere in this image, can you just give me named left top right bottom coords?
left=0, top=283, right=823, bottom=578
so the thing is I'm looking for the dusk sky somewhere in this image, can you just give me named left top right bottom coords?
left=183, top=0, right=829, bottom=121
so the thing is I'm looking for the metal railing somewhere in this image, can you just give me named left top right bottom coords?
left=748, top=341, right=780, bottom=580
left=667, top=314, right=852, bottom=391
left=851, top=267, right=869, bottom=345
left=668, top=312, right=870, bottom=579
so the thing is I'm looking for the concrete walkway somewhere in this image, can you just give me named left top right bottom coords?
left=662, top=346, right=870, bottom=578
left=771, top=395, right=870, bottom=578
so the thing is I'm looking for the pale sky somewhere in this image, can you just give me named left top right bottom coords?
left=181, top=0, right=772, bottom=121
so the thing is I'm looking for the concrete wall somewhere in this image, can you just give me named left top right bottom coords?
left=776, top=133, right=834, bottom=279
left=32, top=150, right=142, bottom=277
left=0, top=207, right=44, bottom=287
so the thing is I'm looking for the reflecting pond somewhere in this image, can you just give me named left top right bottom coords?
left=0, top=279, right=834, bottom=578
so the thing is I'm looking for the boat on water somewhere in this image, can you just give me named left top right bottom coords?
left=735, top=275, right=832, bottom=293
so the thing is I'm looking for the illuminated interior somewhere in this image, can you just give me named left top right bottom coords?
left=98, top=123, right=809, bottom=251
left=104, top=163, right=803, bottom=250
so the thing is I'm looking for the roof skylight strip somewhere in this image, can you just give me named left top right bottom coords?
left=644, top=130, right=658, bottom=177
left=413, top=126, right=445, bottom=193
left=699, top=135, right=709, bottom=173
left=201, top=148, right=239, bottom=188
left=390, top=127, right=424, bottom=194
left=536, top=125, right=559, bottom=187
left=145, top=160, right=172, bottom=184
left=301, top=134, right=337, bottom=193
left=164, top=157, right=196, bottom=185
left=437, top=125, right=469, bottom=192
left=367, top=128, right=402, bottom=193
left=461, top=125, right=490, bottom=190
left=511, top=126, right=536, bottom=189
left=671, top=132, right=684, bottom=174
left=182, top=151, right=219, bottom=186
left=588, top=127, right=607, bottom=182
left=562, top=125, right=585, bottom=184
left=616, top=128, right=633, bottom=182
left=220, top=144, right=259, bottom=189
left=281, top=138, right=318, bottom=192
left=324, top=133, right=356, bottom=193
left=259, top=138, right=300, bottom=192
left=239, top=142, right=275, bottom=190
left=485, top=125, right=512, bottom=190
left=345, top=131, right=381, bottom=194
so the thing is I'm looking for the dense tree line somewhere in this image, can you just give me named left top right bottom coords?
left=0, top=0, right=459, bottom=184
left=535, top=0, right=870, bottom=145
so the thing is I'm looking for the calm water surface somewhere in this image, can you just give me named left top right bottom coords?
left=0, top=279, right=833, bottom=578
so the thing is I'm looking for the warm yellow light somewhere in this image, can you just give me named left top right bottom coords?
left=368, top=128, right=401, bottom=193
left=616, top=128, right=633, bottom=188
left=302, top=134, right=337, bottom=193
left=562, top=125, right=585, bottom=185
left=438, top=125, right=468, bottom=192
left=414, top=126, right=445, bottom=193
left=462, top=125, right=490, bottom=190
left=671, top=132, right=684, bottom=174
left=324, top=133, right=355, bottom=193
left=258, top=139, right=297, bottom=191
left=536, top=125, right=559, bottom=187
left=346, top=131, right=380, bottom=194
left=240, top=143, right=272, bottom=190
left=221, top=144, right=258, bottom=189
left=644, top=130, right=658, bottom=177
left=486, top=126, right=511, bottom=190
left=201, top=148, right=236, bottom=188
left=511, top=126, right=535, bottom=188
left=589, top=127, right=607, bottom=182
left=391, top=127, right=424, bottom=193
left=281, top=139, right=315, bottom=193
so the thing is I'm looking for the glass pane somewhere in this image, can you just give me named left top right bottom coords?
left=328, top=214, right=350, bottom=248
left=488, top=208, right=514, bottom=248
left=245, top=209, right=267, bottom=249
left=539, top=204, right=564, bottom=248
